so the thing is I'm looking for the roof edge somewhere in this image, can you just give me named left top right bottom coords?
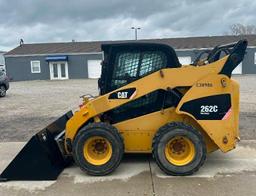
left=5, top=51, right=103, bottom=57
left=5, top=34, right=256, bottom=56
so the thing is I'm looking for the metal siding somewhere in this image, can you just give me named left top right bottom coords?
left=67, top=55, right=87, bottom=79
left=68, top=54, right=102, bottom=79
left=241, top=48, right=256, bottom=74
left=176, top=50, right=197, bottom=62
left=5, top=56, right=50, bottom=81
left=5, top=47, right=256, bottom=81
left=5, top=53, right=103, bottom=81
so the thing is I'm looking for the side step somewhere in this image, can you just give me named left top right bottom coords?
left=0, top=111, right=73, bottom=181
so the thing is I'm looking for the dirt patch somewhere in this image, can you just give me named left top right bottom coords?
left=0, top=79, right=98, bottom=142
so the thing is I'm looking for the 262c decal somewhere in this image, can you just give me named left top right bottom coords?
left=180, top=94, right=231, bottom=120
left=200, top=105, right=218, bottom=115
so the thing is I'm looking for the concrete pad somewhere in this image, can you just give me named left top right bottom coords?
left=152, top=142, right=256, bottom=178
left=0, top=142, right=152, bottom=196
left=1, top=141, right=256, bottom=196
left=0, top=172, right=153, bottom=196
left=152, top=172, right=256, bottom=196
left=151, top=141, right=256, bottom=196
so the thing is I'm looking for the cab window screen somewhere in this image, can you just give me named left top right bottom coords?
left=115, top=52, right=140, bottom=78
left=111, top=52, right=140, bottom=87
left=140, top=51, right=166, bottom=76
left=111, top=51, right=167, bottom=89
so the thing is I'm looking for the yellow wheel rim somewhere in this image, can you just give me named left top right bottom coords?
left=164, top=136, right=195, bottom=166
left=83, top=136, right=112, bottom=166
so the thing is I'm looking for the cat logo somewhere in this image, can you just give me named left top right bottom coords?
left=117, top=92, right=128, bottom=99
left=108, top=88, right=137, bottom=100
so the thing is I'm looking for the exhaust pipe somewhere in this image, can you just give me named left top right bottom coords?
left=0, top=111, right=73, bottom=181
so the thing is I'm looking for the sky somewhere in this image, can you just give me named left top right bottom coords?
left=0, top=0, right=255, bottom=51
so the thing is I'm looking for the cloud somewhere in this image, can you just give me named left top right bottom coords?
left=0, top=0, right=255, bottom=51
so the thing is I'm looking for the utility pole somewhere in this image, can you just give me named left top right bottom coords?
left=131, top=27, right=141, bottom=40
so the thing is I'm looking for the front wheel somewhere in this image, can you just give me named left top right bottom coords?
left=152, top=122, right=206, bottom=175
left=73, top=122, right=124, bottom=176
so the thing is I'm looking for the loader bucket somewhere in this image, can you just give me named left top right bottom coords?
left=0, top=111, right=73, bottom=182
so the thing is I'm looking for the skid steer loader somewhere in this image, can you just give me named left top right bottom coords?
left=0, top=39, right=247, bottom=181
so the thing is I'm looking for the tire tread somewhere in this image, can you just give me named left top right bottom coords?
left=152, top=122, right=206, bottom=176
left=73, top=122, right=124, bottom=176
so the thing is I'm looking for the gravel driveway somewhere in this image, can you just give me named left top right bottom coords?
left=0, top=76, right=255, bottom=141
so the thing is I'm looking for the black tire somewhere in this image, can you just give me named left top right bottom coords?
left=0, top=85, right=6, bottom=97
left=152, top=122, right=206, bottom=175
left=73, top=122, right=124, bottom=176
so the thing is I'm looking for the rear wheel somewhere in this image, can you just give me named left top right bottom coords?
left=152, top=122, right=206, bottom=175
left=73, top=122, right=124, bottom=176
left=0, top=85, right=6, bottom=97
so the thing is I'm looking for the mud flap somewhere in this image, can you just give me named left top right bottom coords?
left=0, top=111, right=73, bottom=181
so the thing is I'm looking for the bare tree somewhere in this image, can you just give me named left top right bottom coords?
left=229, top=23, right=256, bottom=35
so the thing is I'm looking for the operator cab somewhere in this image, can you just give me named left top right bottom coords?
left=99, top=43, right=181, bottom=95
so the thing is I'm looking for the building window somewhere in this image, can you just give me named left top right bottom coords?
left=254, top=53, right=256, bottom=64
left=31, top=61, right=41, bottom=73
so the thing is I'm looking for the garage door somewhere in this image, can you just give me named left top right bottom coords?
left=178, top=56, right=192, bottom=65
left=88, top=60, right=102, bottom=78
left=232, top=62, right=242, bottom=74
